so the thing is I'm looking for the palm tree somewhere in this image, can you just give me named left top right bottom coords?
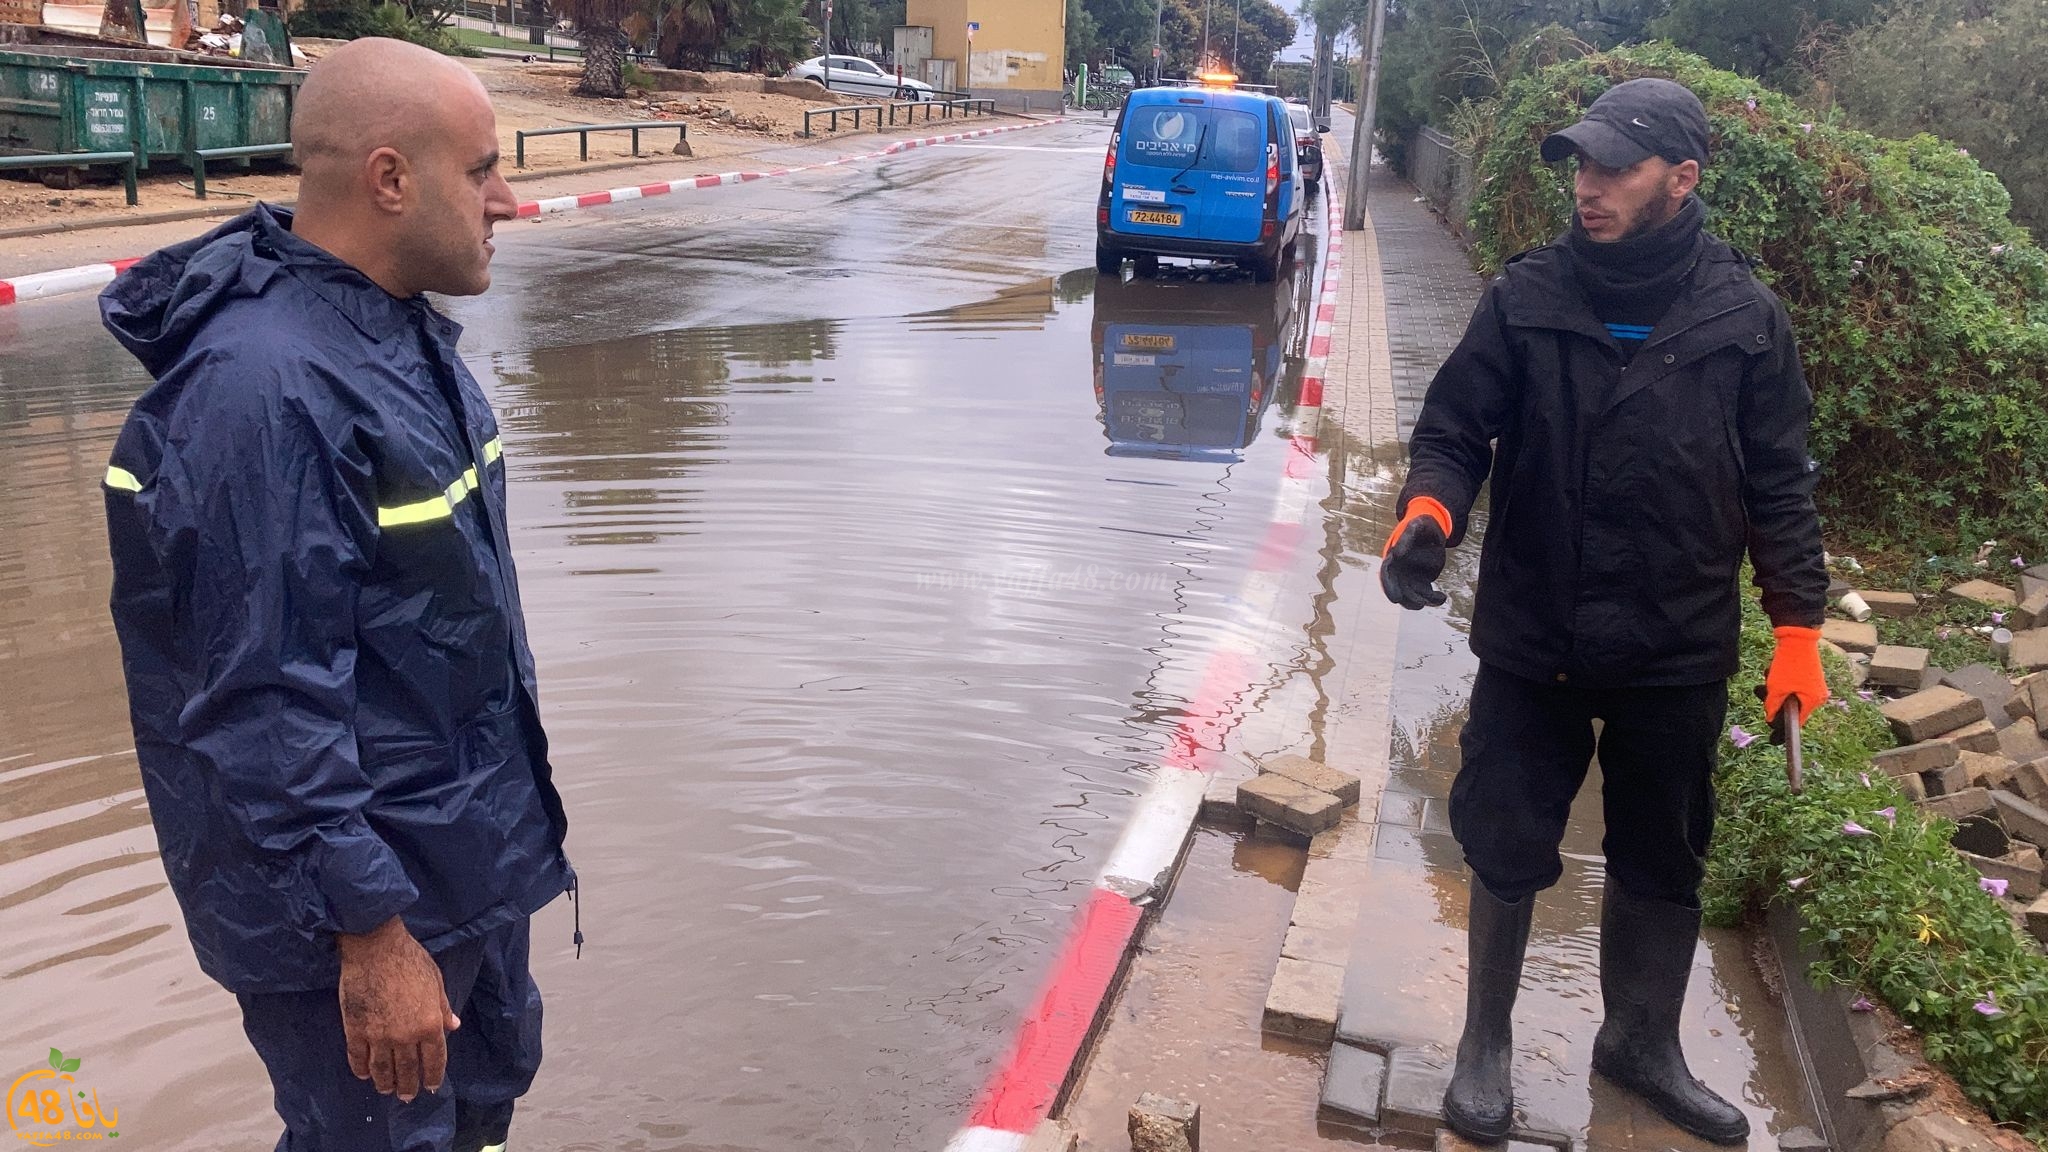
left=656, top=0, right=736, bottom=69
left=560, top=0, right=638, bottom=97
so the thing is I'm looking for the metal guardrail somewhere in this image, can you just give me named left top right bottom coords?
left=0, top=150, right=139, bottom=205
left=187, top=142, right=292, bottom=198
left=514, top=121, right=689, bottom=168
left=803, top=104, right=886, bottom=137
left=808, top=98, right=996, bottom=137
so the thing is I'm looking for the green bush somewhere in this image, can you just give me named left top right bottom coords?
left=1463, top=43, right=2048, bottom=558
left=288, top=0, right=474, bottom=54
left=1708, top=592, right=2048, bottom=1140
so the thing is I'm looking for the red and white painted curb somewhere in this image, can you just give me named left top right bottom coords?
left=0, top=119, right=1060, bottom=308
left=943, top=188, right=1346, bottom=1152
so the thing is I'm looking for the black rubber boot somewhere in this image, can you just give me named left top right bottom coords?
left=1444, top=880, right=1534, bottom=1142
left=1591, top=882, right=1750, bottom=1145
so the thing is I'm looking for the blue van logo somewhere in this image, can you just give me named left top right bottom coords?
left=1133, top=110, right=1199, bottom=158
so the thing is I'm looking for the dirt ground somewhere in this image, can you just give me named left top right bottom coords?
left=0, top=48, right=873, bottom=234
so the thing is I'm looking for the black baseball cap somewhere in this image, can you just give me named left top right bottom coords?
left=1540, top=78, right=1710, bottom=169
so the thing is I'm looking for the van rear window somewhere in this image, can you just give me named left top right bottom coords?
left=1122, top=106, right=1263, bottom=173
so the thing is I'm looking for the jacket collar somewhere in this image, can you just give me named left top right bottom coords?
left=1502, top=232, right=1759, bottom=350
left=249, top=204, right=458, bottom=346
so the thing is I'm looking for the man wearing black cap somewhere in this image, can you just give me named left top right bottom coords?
left=1378, top=78, right=1828, bottom=1143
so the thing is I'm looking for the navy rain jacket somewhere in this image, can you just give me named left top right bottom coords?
left=98, top=204, right=572, bottom=994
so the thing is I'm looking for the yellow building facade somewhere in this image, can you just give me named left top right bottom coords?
left=904, top=0, right=1066, bottom=111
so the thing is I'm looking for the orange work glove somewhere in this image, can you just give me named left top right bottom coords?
left=1763, top=625, right=1828, bottom=726
left=1380, top=496, right=1453, bottom=610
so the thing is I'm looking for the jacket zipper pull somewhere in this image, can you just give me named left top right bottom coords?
left=569, top=875, right=584, bottom=959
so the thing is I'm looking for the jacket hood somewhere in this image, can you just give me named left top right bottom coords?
left=99, top=204, right=297, bottom=378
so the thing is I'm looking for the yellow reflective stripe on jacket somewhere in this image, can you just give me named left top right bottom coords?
left=377, top=438, right=503, bottom=528
left=104, top=466, right=144, bottom=492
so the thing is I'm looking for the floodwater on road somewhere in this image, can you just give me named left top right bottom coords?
left=0, top=133, right=1333, bottom=1147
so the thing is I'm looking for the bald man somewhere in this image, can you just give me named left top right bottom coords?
left=98, top=38, right=572, bottom=1152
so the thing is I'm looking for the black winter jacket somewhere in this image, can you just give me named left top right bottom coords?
left=1398, top=231, right=1827, bottom=687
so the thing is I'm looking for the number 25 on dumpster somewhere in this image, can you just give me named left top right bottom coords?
left=8, top=1047, right=121, bottom=1144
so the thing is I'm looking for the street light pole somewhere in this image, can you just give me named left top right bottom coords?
left=1231, top=0, right=1240, bottom=71
left=1343, top=0, right=1388, bottom=231
left=1153, top=0, right=1163, bottom=84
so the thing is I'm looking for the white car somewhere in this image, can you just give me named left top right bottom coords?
left=786, top=55, right=935, bottom=101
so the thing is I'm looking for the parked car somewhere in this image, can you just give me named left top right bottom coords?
left=1095, top=84, right=1306, bottom=282
left=1286, top=101, right=1327, bottom=193
left=786, top=55, right=934, bottom=101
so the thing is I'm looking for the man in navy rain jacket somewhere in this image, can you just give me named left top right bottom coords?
left=98, top=38, right=571, bottom=1152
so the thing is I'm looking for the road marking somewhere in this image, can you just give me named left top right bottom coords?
left=930, top=144, right=1102, bottom=153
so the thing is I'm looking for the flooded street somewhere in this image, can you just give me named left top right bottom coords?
left=0, top=121, right=1338, bottom=1149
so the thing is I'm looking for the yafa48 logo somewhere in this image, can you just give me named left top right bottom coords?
left=8, top=1048, right=120, bottom=1144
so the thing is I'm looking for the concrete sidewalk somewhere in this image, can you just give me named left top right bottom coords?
left=1316, top=163, right=1826, bottom=1150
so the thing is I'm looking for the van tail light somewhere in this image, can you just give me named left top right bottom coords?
left=1105, top=134, right=1119, bottom=185
left=1265, top=144, right=1279, bottom=197
left=1099, top=206, right=1110, bottom=227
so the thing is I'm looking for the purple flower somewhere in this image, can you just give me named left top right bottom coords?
left=1832, top=699, right=1853, bottom=712
left=1787, top=875, right=1809, bottom=890
left=1745, top=97, right=1758, bottom=111
left=1938, top=628, right=1952, bottom=640
left=1982, top=876, right=2011, bottom=898
left=1843, top=821, right=1875, bottom=837
left=1860, top=773, right=1872, bottom=787
left=1730, top=725, right=1758, bottom=749
left=2014, top=554, right=2027, bottom=568
left=1959, top=147, right=1971, bottom=157
left=1876, top=807, right=1896, bottom=827
left=1851, top=995, right=1875, bottom=1012
left=1993, top=612, right=2007, bottom=625
left=1857, top=689, right=1876, bottom=701
left=1801, top=122, right=1814, bottom=134
left=1975, top=994, right=2001, bottom=1017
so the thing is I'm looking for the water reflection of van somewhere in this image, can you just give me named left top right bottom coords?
left=1090, top=269, right=1305, bottom=461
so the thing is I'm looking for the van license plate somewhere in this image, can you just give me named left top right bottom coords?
left=1127, top=209, right=1182, bottom=226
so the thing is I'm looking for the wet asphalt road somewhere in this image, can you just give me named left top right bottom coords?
left=0, top=117, right=1337, bottom=1148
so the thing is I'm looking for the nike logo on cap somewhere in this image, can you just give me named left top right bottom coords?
left=1631, top=117, right=1651, bottom=128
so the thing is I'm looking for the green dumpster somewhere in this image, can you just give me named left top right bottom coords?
left=0, top=42, right=302, bottom=172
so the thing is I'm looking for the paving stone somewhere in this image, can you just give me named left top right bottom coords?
left=1949, top=579, right=2020, bottom=608
left=1922, top=757, right=1969, bottom=797
left=1291, top=872, right=1363, bottom=940
left=2017, top=759, right=2048, bottom=808
left=2009, top=689, right=2036, bottom=725
left=1958, top=849, right=2042, bottom=900
left=1199, top=774, right=1253, bottom=827
left=1263, top=957, right=1343, bottom=1042
left=1920, top=786, right=1996, bottom=822
left=1872, top=739, right=1958, bottom=778
left=1860, top=589, right=1920, bottom=619
left=2000, top=721, right=2048, bottom=763
left=2026, top=893, right=2048, bottom=945
left=2016, top=590, right=2048, bottom=631
left=1379, top=1045, right=1453, bottom=1135
left=1307, top=822, right=1375, bottom=863
left=1870, top=645, right=1932, bottom=689
left=2012, top=628, right=2048, bottom=673
left=1128, top=1093, right=1199, bottom=1152
left=1952, top=815, right=2012, bottom=858
left=1943, top=663, right=2020, bottom=730
left=2031, top=674, right=2048, bottom=735
left=1435, top=1133, right=1558, bottom=1152
left=1317, top=1043, right=1387, bottom=1127
left=2026, top=571, right=2048, bottom=602
left=1992, top=791, right=2048, bottom=850
left=1282, top=921, right=1350, bottom=968
left=1822, top=617, right=1880, bottom=654
left=1895, top=769, right=1928, bottom=802
left=1022, top=1119, right=1076, bottom=1152
left=1261, top=754, right=1361, bottom=806
left=1883, top=687, right=1987, bottom=744
left=1940, top=718, right=2004, bottom=755
left=1239, top=774, right=1344, bottom=837
left=1883, top=1110, right=2002, bottom=1152
left=1377, top=790, right=1427, bottom=828
left=1960, top=750, right=2020, bottom=792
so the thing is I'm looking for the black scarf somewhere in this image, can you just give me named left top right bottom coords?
left=1567, top=194, right=1706, bottom=326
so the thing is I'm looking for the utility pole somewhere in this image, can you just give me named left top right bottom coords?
left=821, top=0, right=833, bottom=92
left=1343, top=0, right=1388, bottom=231
left=1153, top=0, right=1163, bottom=84
left=1201, top=0, right=1211, bottom=69
left=1231, top=0, right=1240, bottom=71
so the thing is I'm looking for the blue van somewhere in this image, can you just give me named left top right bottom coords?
left=1096, top=85, right=1305, bottom=282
